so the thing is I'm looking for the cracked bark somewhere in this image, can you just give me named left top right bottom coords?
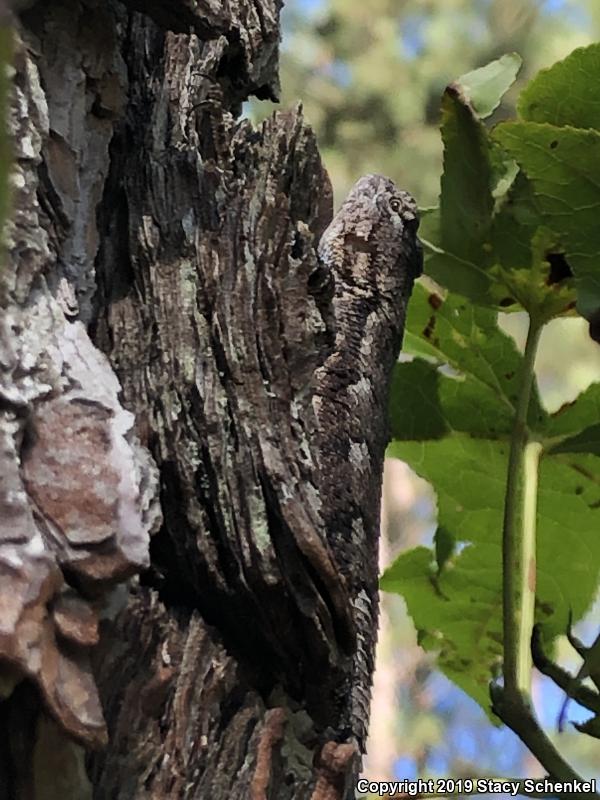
left=1, top=2, right=412, bottom=798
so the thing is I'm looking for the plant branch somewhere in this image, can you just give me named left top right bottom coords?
left=531, top=625, right=600, bottom=716
left=490, top=684, right=596, bottom=789
left=502, top=315, right=542, bottom=693
left=494, top=315, right=598, bottom=792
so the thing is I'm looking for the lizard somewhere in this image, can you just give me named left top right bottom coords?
left=313, top=173, right=422, bottom=752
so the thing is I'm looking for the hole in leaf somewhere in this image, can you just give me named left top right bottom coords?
left=589, top=310, right=600, bottom=344
left=546, top=252, right=572, bottom=285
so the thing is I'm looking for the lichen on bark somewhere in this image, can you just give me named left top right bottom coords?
left=1, top=2, right=415, bottom=798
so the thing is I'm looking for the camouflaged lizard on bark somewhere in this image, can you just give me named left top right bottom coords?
left=314, top=174, right=422, bottom=750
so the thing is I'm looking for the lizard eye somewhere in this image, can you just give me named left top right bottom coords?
left=389, top=198, right=402, bottom=213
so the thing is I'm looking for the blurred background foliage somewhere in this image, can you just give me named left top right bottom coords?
left=257, top=0, right=599, bottom=207
left=252, top=0, right=600, bottom=789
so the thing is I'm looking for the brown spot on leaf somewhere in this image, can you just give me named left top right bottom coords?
left=428, top=293, right=442, bottom=310
left=554, top=399, right=577, bottom=416
left=423, top=315, right=436, bottom=340
left=445, top=82, right=470, bottom=109
left=536, top=600, right=554, bottom=617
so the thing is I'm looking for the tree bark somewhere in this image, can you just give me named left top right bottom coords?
left=1, top=2, right=415, bottom=798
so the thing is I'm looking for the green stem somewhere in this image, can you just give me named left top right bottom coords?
left=492, top=317, right=594, bottom=788
left=502, top=315, right=542, bottom=693
left=493, top=315, right=597, bottom=791
left=517, top=440, right=542, bottom=692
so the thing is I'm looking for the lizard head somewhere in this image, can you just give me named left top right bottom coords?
left=318, top=174, right=423, bottom=286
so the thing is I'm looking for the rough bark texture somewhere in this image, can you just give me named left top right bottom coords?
left=1, top=2, right=418, bottom=798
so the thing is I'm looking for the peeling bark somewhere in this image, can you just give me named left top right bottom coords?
left=1, top=2, right=413, bottom=798
left=1, top=6, right=161, bottom=795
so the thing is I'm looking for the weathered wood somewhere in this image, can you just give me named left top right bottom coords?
left=1, top=2, right=416, bottom=798
left=90, top=12, right=359, bottom=794
left=1, top=3, right=161, bottom=795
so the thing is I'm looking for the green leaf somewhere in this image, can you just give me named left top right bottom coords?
left=384, top=289, right=600, bottom=716
left=543, top=383, right=600, bottom=438
left=418, top=83, right=499, bottom=305
left=386, top=428, right=600, bottom=715
left=547, top=426, right=600, bottom=457
left=389, top=359, right=448, bottom=441
left=456, top=53, right=522, bottom=120
left=489, top=173, right=576, bottom=319
left=380, top=542, right=503, bottom=716
left=419, top=206, right=493, bottom=304
left=423, top=50, right=598, bottom=320
left=439, top=87, right=494, bottom=281
left=535, top=452, right=600, bottom=624
left=494, top=121, right=600, bottom=319
left=542, top=382, right=600, bottom=456
left=518, top=43, right=600, bottom=130
left=388, top=435, right=510, bottom=547
left=397, top=283, right=546, bottom=430
left=422, top=59, right=573, bottom=318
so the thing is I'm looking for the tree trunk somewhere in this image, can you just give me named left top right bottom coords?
left=0, top=2, right=417, bottom=798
